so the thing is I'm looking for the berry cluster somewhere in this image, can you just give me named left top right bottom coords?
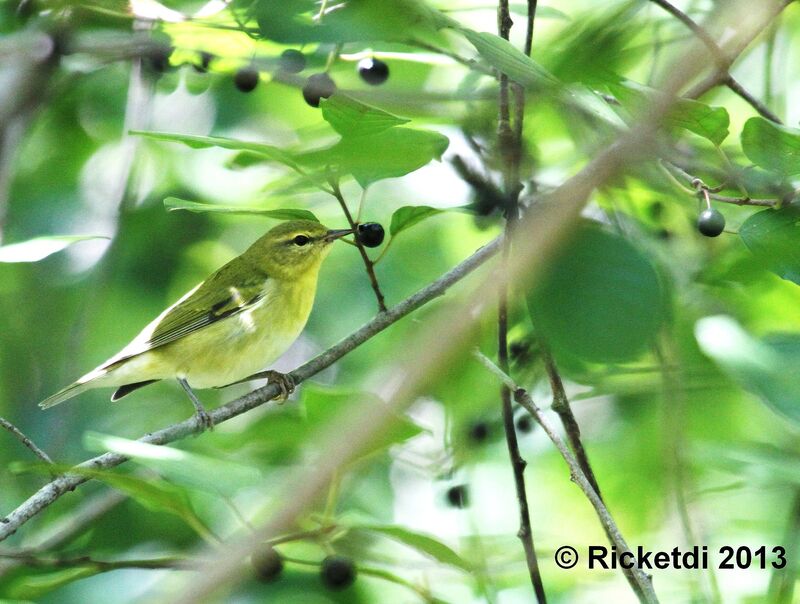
left=250, top=547, right=357, bottom=591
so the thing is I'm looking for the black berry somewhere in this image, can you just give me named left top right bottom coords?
left=320, top=555, right=356, bottom=590
left=194, top=51, right=214, bottom=73
left=356, top=223, right=385, bottom=248
left=234, top=67, right=259, bottom=92
left=279, top=49, right=306, bottom=73
left=697, top=208, right=725, bottom=237
left=468, top=422, right=489, bottom=443
left=251, top=546, right=283, bottom=583
left=446, top=484, right=469, bottom=508
left=358, top=58, right=389, bottom=86
left=303, top=73, right=336, bottom=107
left=516, top=415, right=533, bottom=434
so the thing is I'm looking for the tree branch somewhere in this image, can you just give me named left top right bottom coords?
left=496, top=0, right=545, bottom=600
left=648, top=0, right=783, bottom=123
left=474, top=352, right=659, bottom=604
left=542, top=351, right=602, bottom=498
left=0, top=237, right=501, bottom=543
left=661, top=160, right=784, bottom=207
left=0, top=417, right=52, bottom=465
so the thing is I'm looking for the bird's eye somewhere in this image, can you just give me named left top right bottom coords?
left=293, top=235, right=310, bottom=246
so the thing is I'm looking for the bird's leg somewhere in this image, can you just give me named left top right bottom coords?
left=178, top=378, right=214, bottom=431
left=263, top=371, right=296, bottom=402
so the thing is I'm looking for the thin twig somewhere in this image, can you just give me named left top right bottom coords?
left=329, top=179, right=387, bottom=312
left=0, top=238, right=502, bottom=542
left=542, top=352, right=601, bottom=499
left=474, top=352, right=660, bottom=604
left=661, top=160, right=782, bottom=207
left=496, top=0, right=545, bottom=600
left=0, top=417, right=53, bottom=464
left=0, top=552, right=193, bottom=571
left=648, top=0, right=783, bottom=123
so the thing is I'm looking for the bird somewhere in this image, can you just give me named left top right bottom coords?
left=39, top=219, right=353, bottom=428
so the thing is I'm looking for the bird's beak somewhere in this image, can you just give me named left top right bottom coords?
left=324, top=228, right=354, bottom=242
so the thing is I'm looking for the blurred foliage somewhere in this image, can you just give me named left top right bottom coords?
left=2, top=0, right=800, bottom=603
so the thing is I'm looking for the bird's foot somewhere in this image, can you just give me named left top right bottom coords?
left=178, top=377, right=214, bottom=431
left=195, top=406, right=215, bottom=431
left=263, top=371, right=296, bottom=403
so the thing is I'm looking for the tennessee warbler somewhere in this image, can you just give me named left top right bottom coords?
left=40, top=220, right=353, bottom=427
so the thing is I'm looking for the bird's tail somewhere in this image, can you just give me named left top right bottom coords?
left=39, top=369, right=106, bottom=409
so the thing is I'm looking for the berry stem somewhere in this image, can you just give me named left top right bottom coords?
left=329, top=178, right=387, bottom=312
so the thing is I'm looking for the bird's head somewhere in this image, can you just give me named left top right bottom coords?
left=249, top=219, right=352, bottom=279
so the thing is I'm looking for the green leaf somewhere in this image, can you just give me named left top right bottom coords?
left=164, top=197, right=319, bottom=222
left=739, top=205, right=800, bottom=284
left=389, top=205, right=444, bottom=236
left=84, top=432, right=262, bottom=495
left=255, top=0, right=451, bottom=44
left=741, top=117, right=800, bottom=175
left=132, top=130, right=303, bottom=172
left=305, top=127, right=449, bottom=188
left=0, top=235, right=109, bottom=263
left=352, top=524, right=471, bottom=572
left=7, top=567, right=99, bottom=600
left=10, top=461, right=214, bottom=540
left=458, top=28, right=558, bottom=90
left=320, top=95, right=409, bottom=138
left=526, top=223, right=666, bottom=363
left=696, top=316, right=800, bottom=424
left=609, top=81, right=729, bottom=145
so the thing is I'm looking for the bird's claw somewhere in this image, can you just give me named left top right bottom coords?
left=264, top=371, right=296, bottom=403
left=196, top=408, right=215, bottom=431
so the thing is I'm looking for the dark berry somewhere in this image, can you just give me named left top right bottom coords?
left=516, top=415, right=533, bottom=434
left=468, top=422, right=489, bottom=443
left=303, top=73, right=336, bottom=107
left=279, top=49, right=306, bottom=73
left=234, top=67, right=259, bottom=92
left=697, top=208, right=725, bottom=237
left=356, top=223, right=384, bottom=248
left=446, top=484, right=469, bottom=508
left=146, top=44, right=173, bottom=74
left=251, top=545, right=283, bottom=583
left=193, top=51, right=214, bottom=73
left=358, top=58, right=389, bottom=86
left=320, top=555, right=356, bottom=590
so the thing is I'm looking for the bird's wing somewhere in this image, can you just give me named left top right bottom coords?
left=103, top=262, right=269, bottom=368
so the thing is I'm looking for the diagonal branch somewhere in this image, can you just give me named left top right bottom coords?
left=542, top=351, right=602, bottom=499
left=0, top=237, right=501, bottom=542
left=0, top=417, right=52, bottom=465
left=475, top=352, right=659, bottom=604
left=649, top=0, right=783, bottom=123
